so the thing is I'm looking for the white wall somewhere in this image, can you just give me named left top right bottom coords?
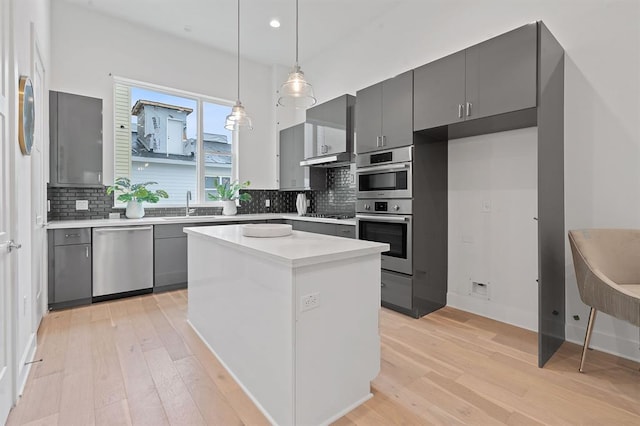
left=11, top=0, right=50, bottom=393
left=304, top=0, right=640, bottom=361
left=50, top=0, right=277, bottom=189
left=448, top=128, right=538, bottom=331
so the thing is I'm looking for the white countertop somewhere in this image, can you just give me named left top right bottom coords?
left=46, top=213, right=356, bottom=229
left=184, top=224, right=387, bottom=268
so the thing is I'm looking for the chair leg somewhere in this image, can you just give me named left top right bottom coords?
left=579, top=307, right=597, bottom=373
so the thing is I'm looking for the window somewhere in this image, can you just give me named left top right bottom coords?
left=114, top=78, right=235, bottom=205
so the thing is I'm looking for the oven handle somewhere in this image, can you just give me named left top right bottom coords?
left=356, top=163, right=409, bottom=173
left=356, top=214, right=409, bottom=223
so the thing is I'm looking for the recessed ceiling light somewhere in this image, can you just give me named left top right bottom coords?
left=270, top=19, right=281, bottom=28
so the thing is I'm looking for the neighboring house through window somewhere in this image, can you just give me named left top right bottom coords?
left=113, top=78, right=235, bottom=205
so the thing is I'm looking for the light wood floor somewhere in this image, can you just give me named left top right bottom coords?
left=7, top=290, right=640, bottom=425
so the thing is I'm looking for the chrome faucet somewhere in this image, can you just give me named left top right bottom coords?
left=186, top=190, right=192, bottom=216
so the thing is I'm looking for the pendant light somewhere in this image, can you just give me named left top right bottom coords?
left=225, top=0, right=253, bottom=130
left=277, top=0, right=316, bottom=108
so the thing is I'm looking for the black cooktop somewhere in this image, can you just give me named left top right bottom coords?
left=302, top=213, right=355, bottom=220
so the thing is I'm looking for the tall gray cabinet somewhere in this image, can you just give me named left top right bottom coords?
left=355, top=70, right=413, bottom=154
left=412, top=21, right=565, bottom=367
left=49, top=91, right=103, bottom=186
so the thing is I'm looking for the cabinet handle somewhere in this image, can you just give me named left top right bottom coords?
left=376, top=136, right=381, bottom=148
left=65, top=233, right=80, bottom=238
left=86, top=246, right=89, bottom=258
left=466, top=102, right=472, bottom=117
left=98, top=172, right=101, bottom=183
left=458, top=104, right=463, bottom=118
left=381, top=282, right=386, bottom=288
left=381, top=135, right=386, bottom=147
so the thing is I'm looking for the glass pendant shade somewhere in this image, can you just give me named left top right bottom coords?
left=278, top=64, right=316, bottom=108
left=226, top=0, right=252, bottom=131
left=278, top=0, right=316, bottom=108
left=225, top=100, right=253, bottom=131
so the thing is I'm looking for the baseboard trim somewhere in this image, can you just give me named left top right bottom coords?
left=566, top=323, right=640, bottom=363
left=17, top=332, right=37, bottom=396
left=447, top=292, right=538, bottom=332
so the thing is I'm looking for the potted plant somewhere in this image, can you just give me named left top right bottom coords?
left=208, top=180, right=252, bottom=215
left=106, top=177, right=169, bottom=219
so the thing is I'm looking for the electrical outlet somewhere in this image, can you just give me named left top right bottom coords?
left=265, top=199, right=270, bottom=207
left=481, top=200, right=491, bottom=212
left=76, top=200, right=89, bottom=211
left=301, top=292, right=320, bottom=312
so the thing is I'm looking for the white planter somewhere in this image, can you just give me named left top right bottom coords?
left=126, top=200, right=145, bottom=219
left=222, top=200, right=237, bottom=216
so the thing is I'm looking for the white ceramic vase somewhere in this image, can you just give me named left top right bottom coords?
left=126, top=200, right=145, bottom=219
left=296, top=193, right=307, bottom=216
left=222, top=200, right=237, bottom=216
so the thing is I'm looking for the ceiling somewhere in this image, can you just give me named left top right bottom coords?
left=60, top=0, right=403, bottom=66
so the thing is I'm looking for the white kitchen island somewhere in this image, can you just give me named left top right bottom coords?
left=184, top=224, right=389, bottom=426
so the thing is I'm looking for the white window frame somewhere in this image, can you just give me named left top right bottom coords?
left=112, top=76, right=238, bottom=207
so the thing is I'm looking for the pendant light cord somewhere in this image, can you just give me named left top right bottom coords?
left=237, top=0, right=241, bottom=102
left=295, top=0, right=299, bottom=65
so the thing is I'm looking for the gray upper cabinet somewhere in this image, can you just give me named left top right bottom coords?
left=305, top=94, right=354, bottom=158
left=414, top=23, right=537, bottom=131
left=50, top=91, right=103, bottom=186
left=279, top=124, right=325, bottom=191
left=356, top=70, right=413, bottom=154
left=413, top=51, right=466, bottom=130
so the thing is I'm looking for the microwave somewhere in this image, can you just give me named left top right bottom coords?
left=356, top=146, right=412, bottom=199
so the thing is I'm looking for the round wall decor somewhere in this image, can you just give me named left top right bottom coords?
left=18, top=76, right=35, bottom=155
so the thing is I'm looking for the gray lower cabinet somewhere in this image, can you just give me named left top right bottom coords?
left=154, top=223, right=188, bottom=292
left=414, top=23, right=537, bottom=131
left=355, top=70, right=413, bottom=154
left=335, top=224, right=356, bottom=239
left=48, top=228, right=92, bottom=309
left=279, top=124, right=325, bottom=190
left=49, top=91, right=103, bottom=186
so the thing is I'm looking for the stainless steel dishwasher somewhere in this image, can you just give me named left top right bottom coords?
left=92, top=226, right=153, bottom=297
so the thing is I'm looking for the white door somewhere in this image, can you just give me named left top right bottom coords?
left=167, top=117, right=183, bottom=155
left=31, top=32, right=46, bottom=322
left=0, top=0, right=15, bottom=421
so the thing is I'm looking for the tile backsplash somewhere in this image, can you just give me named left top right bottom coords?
left=47, top=166, right=355, bottom=221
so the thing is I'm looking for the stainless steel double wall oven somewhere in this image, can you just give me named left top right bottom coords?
left=356, top=143, right=448, bottom=318
left=356, top=146, right=417, bottom=314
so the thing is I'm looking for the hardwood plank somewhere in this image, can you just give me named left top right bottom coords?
left=7, top=292, right=640, bottom=426
left=143, top=347, right=206, bottom=425
left=8, top=372, right=63, bottom=424
left=123, top=297, right=163, bottom=353
left=141, top=296, right=192, bottom=361
left=94, top=399, right=132, bottom=426
left=20, top=413, right=59, bottom=426
left=90, top=318, right=127, bottom=409
left=174, top=355, right=244, bottom=426
left=32, top=310, right=71, bottom=379
left=111, top=308, right=168, bottom=426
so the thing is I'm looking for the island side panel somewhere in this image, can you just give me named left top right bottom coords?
left=187, top=234, right=295, bottom=425
left=294, top=254, right=381, bottom=426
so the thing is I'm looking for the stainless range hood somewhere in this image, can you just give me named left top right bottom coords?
left=300, top=94, right=355, bottom=168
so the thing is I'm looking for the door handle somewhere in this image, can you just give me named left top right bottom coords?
left=0, top=240, right=22, bottom=253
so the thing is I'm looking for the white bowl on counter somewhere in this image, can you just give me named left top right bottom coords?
left=242, top=223, right=293, bottom=238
